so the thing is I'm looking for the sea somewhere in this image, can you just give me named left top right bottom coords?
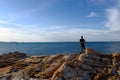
left=0, top=42, right=120, bottom=55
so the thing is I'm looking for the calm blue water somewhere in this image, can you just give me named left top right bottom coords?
left=0, top=42, right=120, bottom=55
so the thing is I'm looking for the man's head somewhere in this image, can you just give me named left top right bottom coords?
left=81, top=36, right=83, bottom=39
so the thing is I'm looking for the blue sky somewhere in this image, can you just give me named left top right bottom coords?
left=0, top=0, right=120, bottom=42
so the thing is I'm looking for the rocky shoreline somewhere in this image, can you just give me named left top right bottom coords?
left=0, top=48, right=120, bottom=80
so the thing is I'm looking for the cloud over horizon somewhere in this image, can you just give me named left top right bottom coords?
left=105, top=0, right=120, bottom=31
left=0, top=25, right=117, bottom=42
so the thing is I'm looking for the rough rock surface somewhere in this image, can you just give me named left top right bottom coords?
left=0, top=52, right=27, bottom=68
left=0, top=48, right=120, bottom=80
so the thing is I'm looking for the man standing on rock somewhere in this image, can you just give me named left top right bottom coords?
left=80, top=36, right=86, bottom=52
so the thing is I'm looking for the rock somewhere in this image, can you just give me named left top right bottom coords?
left=54, top=77, right=63, bottom=80
left=0, top=52, right=27, bottom=68
left=112, top=53, right=120, bottom=57
left=110, top=69, right=118, bottom=75
left=42, top=62, right=62, bottom=78
left=24, top=56, right=42, bottom=63
left=62, top=54, right=76, bottom=61
left=117, top=70, right=120, bottom=77
left=0, top=48, right=120, bottom=80
left=85, top=48, right=97, bottom=54
left=8, top=66, right=18, bottom=73
left=35, top=66, right=42, bottom=72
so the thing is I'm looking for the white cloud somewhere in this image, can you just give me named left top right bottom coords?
left=0, top=25, right=120, bottom=42
left=0, top=27, right=49, bottom=42
left=0, top=19, right=27, bottom=27
left=105, top=0, right=120, bottom=31
left=101, top=0, right=120, bottom=41
left=87, top=12, right=97, bottom=17
left=0, top=20, right=7, bottom=24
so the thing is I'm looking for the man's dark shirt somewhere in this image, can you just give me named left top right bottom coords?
left=80, top=39, right=85, bottom=46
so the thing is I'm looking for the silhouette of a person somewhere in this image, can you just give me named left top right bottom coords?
left=80, top=36, right=86, bottom=52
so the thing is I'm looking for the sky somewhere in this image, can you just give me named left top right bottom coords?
left=0, top=0, right=120, bottom=42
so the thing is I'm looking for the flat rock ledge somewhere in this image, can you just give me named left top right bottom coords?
left=0, top=48, right=120, bottom=80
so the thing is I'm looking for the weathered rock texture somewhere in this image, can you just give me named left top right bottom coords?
left=0, top=52, right=27, bottom=68
left=0, top=48, right=120, bottom=80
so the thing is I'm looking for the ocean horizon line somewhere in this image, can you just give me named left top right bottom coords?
left=0, top=41, right=120, bottom=43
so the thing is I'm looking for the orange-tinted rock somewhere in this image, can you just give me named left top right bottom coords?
left=0, top=52, right=27, bottom=68
left=0, top=49, right=120, bottom=80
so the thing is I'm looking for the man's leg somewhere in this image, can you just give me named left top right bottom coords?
left=81, top=46, right=83, bottom=52
left=83, top=45, right=86, bottom=50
